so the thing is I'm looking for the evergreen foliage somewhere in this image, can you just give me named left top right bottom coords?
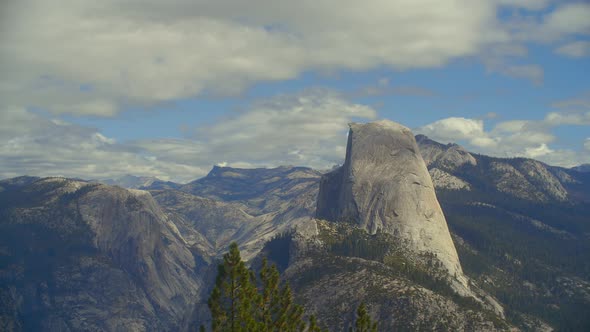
left=437, top=189, right=590, bottom=331
left=203, top=242, right=332, bottom=332
left=208, top=242, right=259, bottom=332
left=350, top=303, right=377, bottom=332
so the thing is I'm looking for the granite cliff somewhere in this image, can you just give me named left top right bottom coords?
left=0, top=178, right=201, bottom=331
left=316, top=120, right=470, bottom=293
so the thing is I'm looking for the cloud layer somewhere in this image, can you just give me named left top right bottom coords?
left=0, top=91, right=376, bottom=182
left=3, top=0, right=588, bottom=116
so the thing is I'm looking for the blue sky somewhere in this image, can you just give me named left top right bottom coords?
left=1, top=0, right=589, bottom=182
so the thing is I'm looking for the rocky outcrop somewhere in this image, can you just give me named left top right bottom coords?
left=151, top=166, right=321, bottom=261
left=429, top=168, right=472, bottom=191
left=416, top=135, right=477, bottom=171
left=287, top=256, right=510, bottom=332
left=415, top=135, right=577, bottom=202
left=98, top=175, right=180, bottom=190
left=489, top=160, right=568, bottom=202
left=316, top=121, right=470, bottom=292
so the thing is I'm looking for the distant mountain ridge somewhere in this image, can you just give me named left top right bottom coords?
left=98, top=175, right=181, bottom=190
left=1, top=125, right=589, bottom=331
left=415, top=135, right=589, bottom=203
left=573, top=163, right=590, bottom=173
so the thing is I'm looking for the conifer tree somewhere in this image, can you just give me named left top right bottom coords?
left=276, top=283, right=305, bottom=331
left=258, top=258, right=281, bottom=330
left=308, top=315, right=323, bottom=332
left=208, top=242, right=259, bottom=332
left=350, top=303, right=377, bottom=332
left=204, top=242, right=363, bottom=332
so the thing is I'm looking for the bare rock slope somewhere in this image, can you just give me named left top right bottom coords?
left=0, top=178, right=201, bottom=331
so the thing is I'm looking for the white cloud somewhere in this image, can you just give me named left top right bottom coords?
left=555, top=41, right=590, bottom=58
left=415, top=117, right=496, bottom=147
left=191, top=90, right=377, bottom=169
left=0, top=107, right=209, bottom=182
left=506, top=3, right=590, bottom=43
left=416, top=108, right=590, bottom=167
left=2, top=0, right=587, bottom=115
left=0, top=90, right=376, bottom=181
left=493, top=120, right=529, bottom=133
left=544, top=111, right=590, bottom=126
left=543, top=3, right=590, bottom=37
left=524, top=143, right=553, bottom=158
left=585, top=138, right=590, bottom=151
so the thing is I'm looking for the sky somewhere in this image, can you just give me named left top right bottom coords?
left=1, top=0, right=589, bottom=183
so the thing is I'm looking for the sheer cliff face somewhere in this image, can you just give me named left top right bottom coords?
left=316, top=121, right=466, bottom=284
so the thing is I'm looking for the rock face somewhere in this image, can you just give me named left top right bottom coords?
left=416, top=135, right=579, bottom=202
left=429, top=168, right=471, bottom=191
left=416, top=134, right=477, bottom=171
left=0, top=178, right=201, bottom=331
left=316, top=121, right=468, bottom=289
left=151, top=166, right=321, bottom=261
left=99, top=175, right=181, bottom=190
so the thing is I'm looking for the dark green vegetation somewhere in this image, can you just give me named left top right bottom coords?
left=350, top=303, right=377, bottom=332
left=416, top=135, right=590, bottom=331
left=313, top=220, right=499, bottom=317
left=438, top=184, right=590, bottom=331
left=203, top=243, right=375, bottom=332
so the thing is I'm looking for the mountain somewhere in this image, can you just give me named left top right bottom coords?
left=0, top=177, right=202, bottom=331
left=0, top=176, right=40, bottom=192
left=416, top=135, right=590, bottom=331
left=282, top=121, right=508, bottom=330
left=1, top=123, right=589, bottom=331
left=152, top=166, right=321, bottom=260
left=316, top=121, right=470, bottom=295
left=415, top=135, right=586, bottom=202
left=99, top=175, right=181, bottom=190
left=573, top=164, right=590, bottom=173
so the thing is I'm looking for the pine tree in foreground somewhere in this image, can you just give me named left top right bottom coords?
left=208, top=242, right=259, bottom=332
left=204, top=242, right=375, bottom=332
left=349, top=303, right=378, bottom=332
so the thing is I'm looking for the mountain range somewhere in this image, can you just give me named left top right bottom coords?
left=1, top=120, right=589, bottom=331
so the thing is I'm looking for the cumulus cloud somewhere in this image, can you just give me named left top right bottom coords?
left=132, top=90, right=377, bottom=173
left=506, top=2, right=590, bottom=42
left=542, top=3, right=590, bottom=38
left=0, top=90, right=376, bottom=181
left=191, top=90, right=377, bottom=169
left=0, top=107, right=208, bottom=182
left=555, top=41, right=590, bottom=58
left=415, top=107, right=590, bottom=167
left=524, top=143, right=553, bottom=158
left=415, top=117, right=496, bottom=148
